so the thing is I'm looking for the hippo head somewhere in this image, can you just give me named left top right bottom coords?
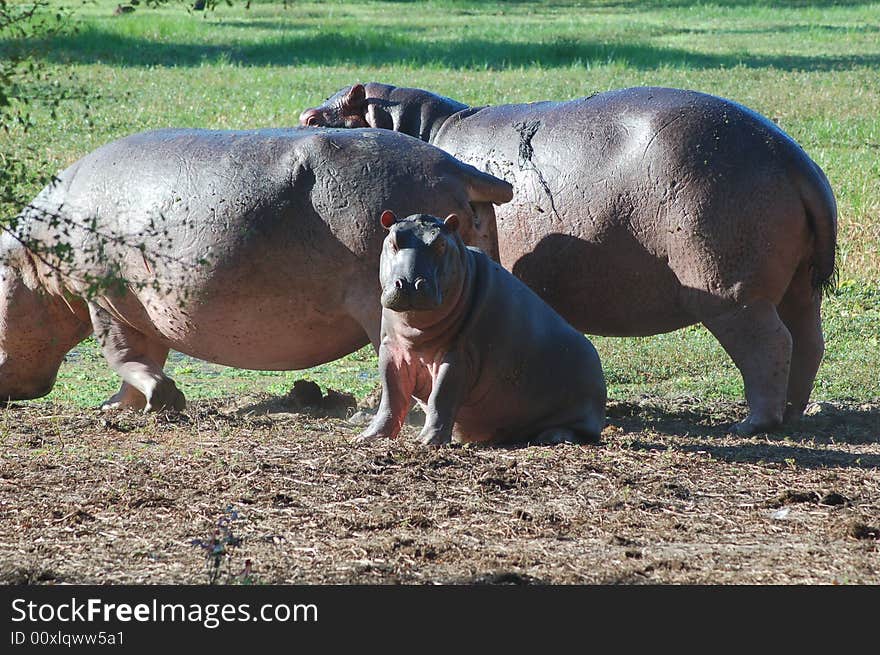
left=0, top=235, right=90, bottom=401
left=378, top=211, right=467, bottom=313
left=299, top=83, right=399, bottom=131
left=299, top=84, right=370, bottom=129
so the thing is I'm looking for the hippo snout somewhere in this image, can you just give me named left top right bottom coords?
left=299, top=108, right=322, bottom=127
left=382, top=276, right=439, bottom=311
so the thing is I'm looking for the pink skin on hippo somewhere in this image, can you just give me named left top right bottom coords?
left=359, top=211, right=606, bottom=447
left=301, top=83, right=838, bottom=436
left=1, top=128, right=512, bottom=409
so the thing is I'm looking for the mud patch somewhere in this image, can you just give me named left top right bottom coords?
left=847, top=522, right=880, bottom=540
left=514, top=118, right=561, bottom=222
left=238, top=380, right=358, bottom=419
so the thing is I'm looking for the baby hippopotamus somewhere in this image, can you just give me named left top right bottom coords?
left=359, top=211, right=606, bottom=446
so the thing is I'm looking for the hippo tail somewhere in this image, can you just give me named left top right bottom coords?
left=795, top=155, right=838, bottom=296
left=460, top=163, right=514, bottom=206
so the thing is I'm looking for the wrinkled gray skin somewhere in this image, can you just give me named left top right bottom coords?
left=360, top=212, right=606, bottom=447
left=1, top=128, right=512, bottom=410
left=301, top=83, right=838, bottom=435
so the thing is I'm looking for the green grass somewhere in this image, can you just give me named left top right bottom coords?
left=52, top=338, right=381, bottom=407
left=599, top=283, right=880, bottom=403
left=50, top=282, right=880, bottom=408
left=3, top=0, right=879, bottom=407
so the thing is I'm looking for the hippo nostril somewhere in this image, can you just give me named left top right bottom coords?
left=414, top=277, right=427, bottom=291
left=307, top=115, right=320, bottom=127
left=394, top=278, right=405, bottom=290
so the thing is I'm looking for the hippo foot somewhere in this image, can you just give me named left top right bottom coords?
left=101, top=400, right=138, bottom=412
left=144, top=383, right=187, bottom=412
left=355, top=430, right=387, bottom=444
left=417, top=430, right=451, bottom=448
left=100, top=388, right=147, bottom=412
left=728, top=416, right=782, bottom=436
left=782, top=403, right=807, bottom=425
left=356, top=417, right=398, bottom=443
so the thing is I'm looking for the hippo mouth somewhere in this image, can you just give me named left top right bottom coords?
left=381, top=282, right=441, bottom=312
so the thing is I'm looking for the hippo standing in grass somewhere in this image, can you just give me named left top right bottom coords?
left=300, top=83, right=838, bottom=435
left=1, top=128, right=512, bottom=410
left=359, top=211, right=606, bottom=447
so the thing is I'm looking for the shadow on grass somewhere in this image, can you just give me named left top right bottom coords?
left=607, top=398, right=880, bottom=452
left=606, top=396, right=736, bottom=439
left=673, top=23, right=880, bottom=36
left=15, top=27, right=880, bottom=71
left=332, top=0, right=880, bottom=8
left=622, top=437, right=880, bottom=469
left=678, top=442, right=880, bottom=469
left=623, top=434, right=880, bottom=467
left=566, top=0, right=878, bottom=7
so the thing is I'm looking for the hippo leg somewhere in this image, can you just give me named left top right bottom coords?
left=777, top=266, right=825, bottom=424
left=418, top=358, right=465, bottom=447
left=357, top=346, right=414, bottom=442
left=89, top=304, right=186, bottom=412
left=702, top=300, right=792, bottom=435
left=100, top=348, right=170, bottom=411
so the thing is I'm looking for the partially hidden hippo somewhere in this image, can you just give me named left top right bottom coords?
left=300, top=83, right=839, bottom=435
left=359, top=211, right=606, bottom=446
left=1, top=127, right=512, bottom=410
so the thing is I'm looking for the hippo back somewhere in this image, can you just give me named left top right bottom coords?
left=17, top=127, right=512, bottom=369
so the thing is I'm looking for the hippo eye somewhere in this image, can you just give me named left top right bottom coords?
left=434, top=239, right=447, bottom=255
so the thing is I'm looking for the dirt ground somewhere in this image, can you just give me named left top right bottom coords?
left=1, top=392, right=878, bottom=585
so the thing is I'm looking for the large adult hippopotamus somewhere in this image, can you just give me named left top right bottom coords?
left=359, top=211, right=605, bottom=447
left=1, top=127, right=512, bottom=410
left=300, top=83, right=838, bottom=435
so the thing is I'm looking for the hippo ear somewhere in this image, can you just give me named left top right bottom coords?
left=366, top=103, right=393, bottom=130
left=443, top=214, right=460, bottom=232
left=380, top=210, right=397, bottom=229
left=344, top=84, right=367, bottom=112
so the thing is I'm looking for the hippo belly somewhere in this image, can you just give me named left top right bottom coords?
left=136, top=291, right=370, bottom=371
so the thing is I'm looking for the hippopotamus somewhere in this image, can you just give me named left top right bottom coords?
left=300, top=83, right=838, bottom=435
left=1, top=127, right=512, bottom=410
left=359, top=211, right=606, bottom=447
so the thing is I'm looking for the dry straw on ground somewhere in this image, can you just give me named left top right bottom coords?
left=1, top=394, right=878, bottom=585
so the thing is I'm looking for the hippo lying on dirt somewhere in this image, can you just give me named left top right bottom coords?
left=301, top=83, right=838, bottom=435
left=359, top=211, right=606, bottom=446
left=1, top=128, right=512, bottom=410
